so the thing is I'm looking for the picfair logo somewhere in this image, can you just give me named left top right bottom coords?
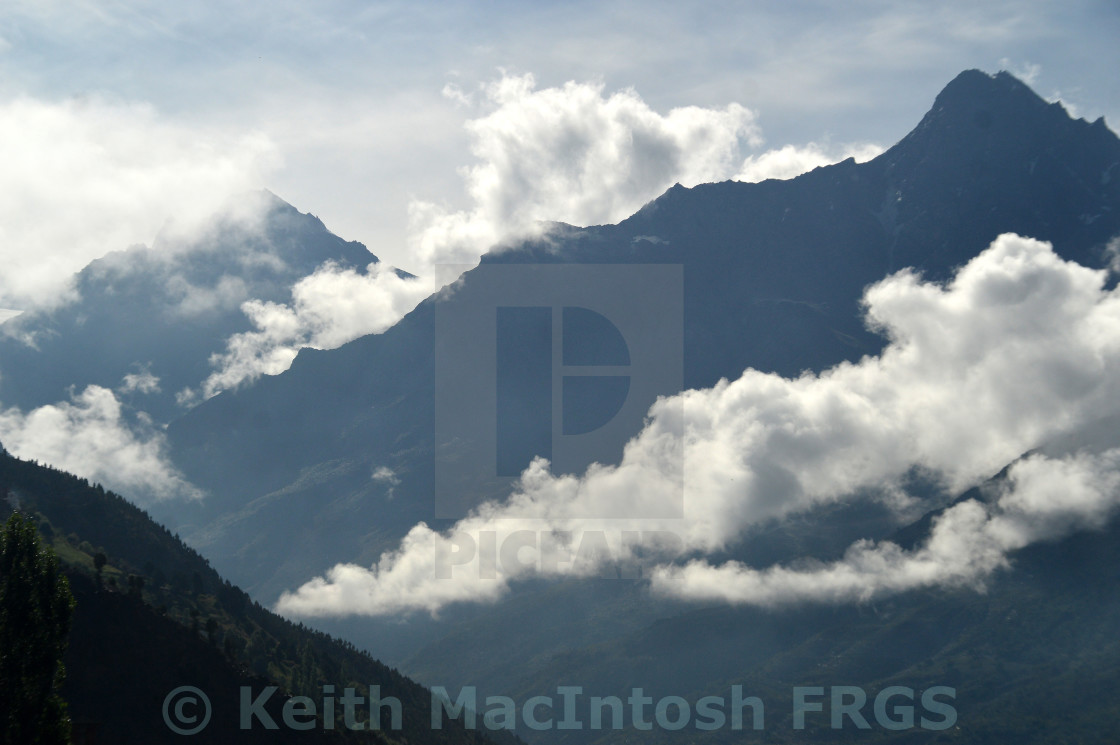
left=496, top=305, right=634, bottom=475
left=435, top=263, right=683, bottom=518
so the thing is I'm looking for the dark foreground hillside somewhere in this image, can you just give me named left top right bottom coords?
left=0, top=445, right=511, bottom=745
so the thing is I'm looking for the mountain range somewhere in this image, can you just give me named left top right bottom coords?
left=162, top=68, right=1120, bottom=608
left=3, top=69, right=1120, bottom=742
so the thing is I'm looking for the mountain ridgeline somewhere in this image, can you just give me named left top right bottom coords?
left=2, top=69, right=1120, bottom=743
left=158, top=70, right=1120, bottom=744
left=159, top=69, right=1120, bottom=601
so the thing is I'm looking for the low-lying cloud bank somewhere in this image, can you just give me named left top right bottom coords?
left=276, top=234, right=1120, bottom=618
left=652, top=448, right=1120, bottom=606
left=0, top=383, right=201, bottom=503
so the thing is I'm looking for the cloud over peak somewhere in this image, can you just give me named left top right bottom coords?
left=0, top=95, right=279, bottom=310
left=202, top=73, right=880, bottom=399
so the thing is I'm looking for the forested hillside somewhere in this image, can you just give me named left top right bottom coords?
left=0, top=444, right=511, bottom=744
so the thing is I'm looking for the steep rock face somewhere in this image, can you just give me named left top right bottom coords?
left=0, top=191, right=378, bottom=422
left=161, top=71, right=1120, bottom=606
left=874, top=69, right=1120, bottom=273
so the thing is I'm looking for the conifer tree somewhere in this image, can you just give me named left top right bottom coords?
left=0, top=512, right=76, bottom=744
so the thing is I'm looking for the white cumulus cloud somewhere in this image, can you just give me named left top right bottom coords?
left=276, top=234, right=1120, bottom=618
left=0, top=383, right=201, bottom=503
left=411, top=74, right=885, bottom=278
left=409, top=73, right=763, bottom=268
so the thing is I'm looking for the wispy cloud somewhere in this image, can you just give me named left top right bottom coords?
left=196, top=261, right=430, bottom=399
left=372, top=466, right=401, bottom=501
left=999, top=58, right=1042, bottom=86
left=735, top=142, right=883, bottom=182
left=277, top=234, right=1120, bottom=617
left=119, top=369, right=161, bottom=396
left=653, top=449, right=1120, bottom=606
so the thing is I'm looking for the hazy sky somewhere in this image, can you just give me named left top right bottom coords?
left=1, top=0, right=1117, bottom=300
left=3, top=2, right=1120, bottom=614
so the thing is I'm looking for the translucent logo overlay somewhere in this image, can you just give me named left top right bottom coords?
left=435, top=263, right=683, bottom=519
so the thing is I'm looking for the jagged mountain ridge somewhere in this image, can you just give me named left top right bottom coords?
left=159, top=70, right=1120, bottom=607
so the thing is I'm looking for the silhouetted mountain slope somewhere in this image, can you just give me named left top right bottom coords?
left=0, top=191, right=379, bottom=422
left=61, top=573, right=354, bottom=744
left=876, top=69, right=1120, bottom=274
left=160, top=70, right=1120, bottom=609
left=0, top=446, right=510, bottom=745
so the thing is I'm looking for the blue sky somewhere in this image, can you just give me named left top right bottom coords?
left=1, top=0, right=1117, bottom=305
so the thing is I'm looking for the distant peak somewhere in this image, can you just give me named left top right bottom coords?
left=933, top=69, right=1044, bottom=113
left=876, top=67, right=1092, bottom=172
left=237, top=188, right=299, bottom=216
left=258, top=188, right=299, bottom=212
